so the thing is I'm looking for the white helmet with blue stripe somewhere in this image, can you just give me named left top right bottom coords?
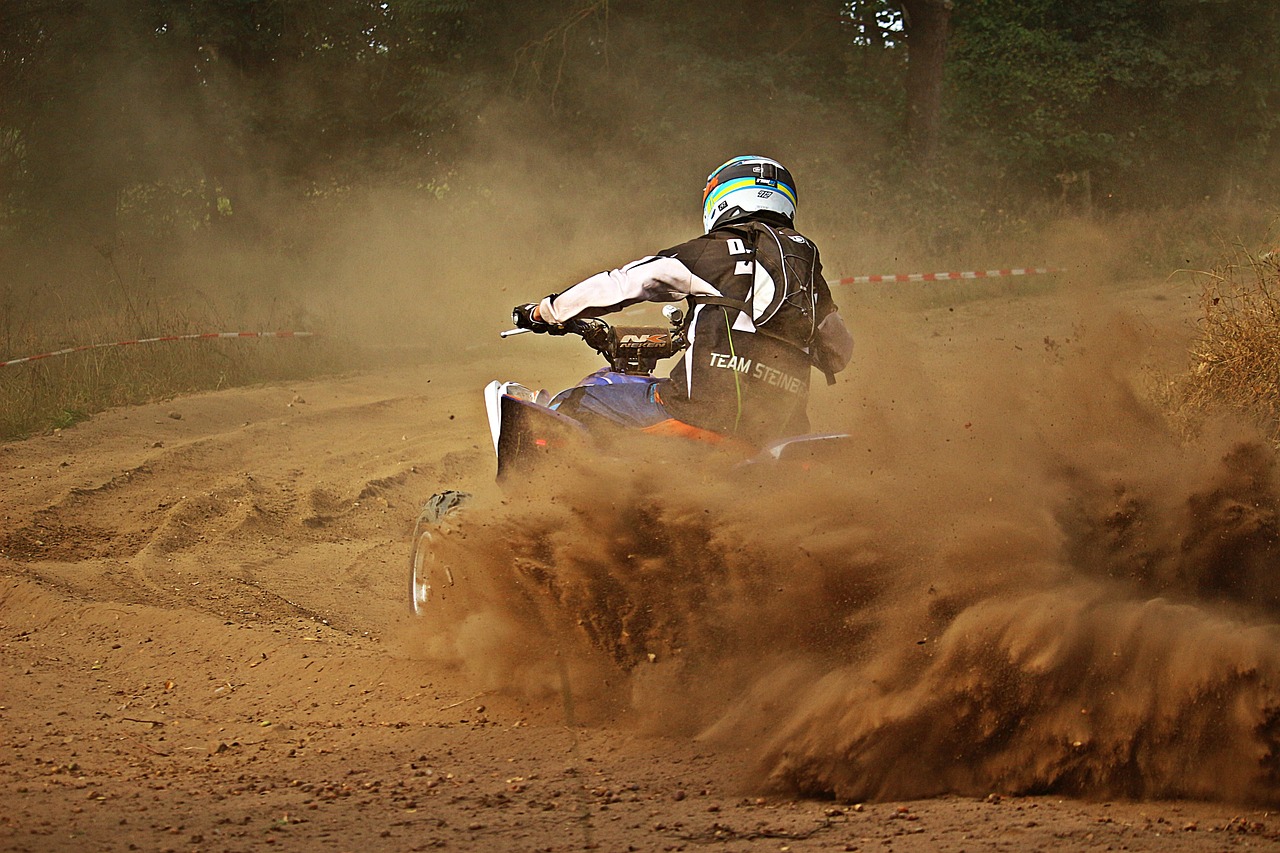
left=702, top=155, right=798, bottom=233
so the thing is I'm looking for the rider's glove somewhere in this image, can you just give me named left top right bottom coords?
left=512, top=303, right=566, bottom=335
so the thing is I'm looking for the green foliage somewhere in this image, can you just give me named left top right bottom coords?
left=951, top=0, right=1118, bottom=173
left=948, top=0, right=1280, bottom=203
left=0, top=0, right=477, bottom=243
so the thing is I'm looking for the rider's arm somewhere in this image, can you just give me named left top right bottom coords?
left=810, top=261, right=854, bottom=376
left=536, top=255, right=719, bottom=325
left=813, top=311, right=854, bottom=375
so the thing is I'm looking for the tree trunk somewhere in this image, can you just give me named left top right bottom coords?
left=900, top=0, right=952, bottom=167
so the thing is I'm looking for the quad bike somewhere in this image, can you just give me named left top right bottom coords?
left=408, top=307, right=850, bottom=621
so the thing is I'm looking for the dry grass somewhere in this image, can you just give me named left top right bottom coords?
left=0, top=330, right=344, bottom=442
left=1172, top=247, right=1280, bottom=447
left=0, top=247, right=348, bottom=441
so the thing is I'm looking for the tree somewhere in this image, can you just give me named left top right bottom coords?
left=899, top=0, right=953, bottom=167
left=1, top=0, right=152, bottom=243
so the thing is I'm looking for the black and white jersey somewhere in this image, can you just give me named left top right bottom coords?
left=538, top=218, right=854, bottom=442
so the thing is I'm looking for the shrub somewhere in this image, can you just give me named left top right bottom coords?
left=1176, top=247, right=1280, bottom=446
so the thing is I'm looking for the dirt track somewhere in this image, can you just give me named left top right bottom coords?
left=4, top=277, right=1280, bottom=852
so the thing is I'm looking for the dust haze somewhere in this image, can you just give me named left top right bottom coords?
left=5, top=5, right=955, bottom=361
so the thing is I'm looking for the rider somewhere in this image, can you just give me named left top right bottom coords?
left=512, top=155, right=854, bottom=446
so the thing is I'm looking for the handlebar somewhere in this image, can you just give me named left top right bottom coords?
left=501, top=316, right=686, bottom=376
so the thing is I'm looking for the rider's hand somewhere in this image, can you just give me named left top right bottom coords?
left=512, top=303, right=566, bottom=335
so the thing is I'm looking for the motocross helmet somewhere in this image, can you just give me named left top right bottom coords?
left=702, top=155, right=798, bottom=233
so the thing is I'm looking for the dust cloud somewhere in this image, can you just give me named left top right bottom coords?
left=415, top=282, right=1280, bottom=806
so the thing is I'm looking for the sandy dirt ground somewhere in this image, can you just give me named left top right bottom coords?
left=4, top=274, right=1280, bottom=852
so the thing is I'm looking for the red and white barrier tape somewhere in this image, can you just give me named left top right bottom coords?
left=3, top=270, right=1057, bottom=367
left=837, top=267, right=1062, bottom=285
left=2, top=331, right=316, bottom=369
